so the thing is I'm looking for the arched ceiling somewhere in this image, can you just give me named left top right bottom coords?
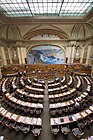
left=71, top=23, right=93, bottom=39
left=23, top=28, right=69, bottom=40
left=0, top=24, right=21, bottom=40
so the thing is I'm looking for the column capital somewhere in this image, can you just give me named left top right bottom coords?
left=69, top=41, right=76, bottom=45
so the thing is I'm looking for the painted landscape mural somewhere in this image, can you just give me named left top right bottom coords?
left=28, top=45, right=65, bottom=64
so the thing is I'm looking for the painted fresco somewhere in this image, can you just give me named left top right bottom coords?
left=28, top=45, right=65, bottom=64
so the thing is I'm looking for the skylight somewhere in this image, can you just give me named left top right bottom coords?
left=0, top=0, right=93, bottom=17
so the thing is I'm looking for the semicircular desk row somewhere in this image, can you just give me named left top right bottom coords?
left=50, top=105, right=93, bottom=126
left=48, top=76, right=81, bottom=94
left=0, top=107, right=42, bottom=126
left=48, top=76, right=91, bottom=99
left=4, top=93, right=43, bottom=109
left=49, top=76, right=92, bottom=109
left=0, top=106, right=42, bottom=136
left=2, top=77, right=45, bottom=95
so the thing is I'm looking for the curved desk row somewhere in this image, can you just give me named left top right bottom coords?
left=49, top=92, right=88, bottom=109
left=48, top=76, right=81, bottom=94
left=48, top=76, right=73, bottom=89
left=0, top=107, right=42, bottom=126
left=5, top=93, right=43, bottom=109
left=49, top=88, right=76, bottom=99
left=17, top=89, right=44, bottom=99
left=25, top=85, right=44, bottom=93
left=2, top=78, right=9, bottom=93
left=51, top=105, right=93, bottom=126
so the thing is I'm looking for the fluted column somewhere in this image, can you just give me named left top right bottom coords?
left=70, top=41, right=76, bottom=63
left=20, top=47, right=26, bottom=64
left=86, top=45, right=91, bottom=65
left=17, top=47, right=22, bottom=64
left=91, top=64, right=93, bottom=77
left=0, top=57, right=2, bottom=78
left=0, top=47, right=7, bottom=65
left=80, top=45, right=85, bottom=63
left=67, top=46, right=72, bottom=63
left=8, top=47, right=13, bottom=64
left=71, top=46, right=75, bottom=63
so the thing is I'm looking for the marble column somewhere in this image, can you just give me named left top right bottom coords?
left=0, top=47, right=7, bottom=65
left=80, top=45, right=85, bottom=63
left=86, top=45, right=91, bottom=65
left=91, top=64, right=93, bottom=77
left=67, top=46, right=72, bottom=63
left=17, top=47, right=22, bottom=64
left=8, top=47, right=13, bottom=64
left=71, top=46, right=75, bottom=63
left=20, top=47, right=26, bottom=64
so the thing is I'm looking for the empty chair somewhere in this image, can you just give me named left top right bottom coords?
left=69, top=106, right=74, bottom=113
left=32, top=98, right=38, bottom=102
left=1, top=117, right=8, bottom=126
left=13, top=122, right=21, bottom=131
left=31, top=126, right=41, bottom=137
left=77, top=120, right=85, bottom=129
left=61, top=125, right=70, bottom=135
left=49, top=98, right=54, bottom=103
left=51, top=125, right=59, bottom=135
left=60, top=97, right=64, bottom=102
left=62, top=107, right=68, bottom=114
left=36, top=108, right=42, bottom=116
left=5, top=119, right=10, bottom=127
left=38, top=98, right=43, bottom=103
left=55, top=98, right=59, bottom=102
left=50, top=109, right=56, bottom=116
left=24, top=107, right=30, bottom=113
left=82, top=117, right=90, bottom=126
left=72, top=127, right=84, bottom=138
left=88, top=114, right=93, bottom=124
left=56, top=108, right=62, bottom=115
left=12, top=103, right=17, bottom=109
left=0, top=115, right=4, bottom=124
left=8, top=120, right=15, bottom=129
left=20, top=124, right=30, bottom=133
left=30, top=108, right=36, bottom=115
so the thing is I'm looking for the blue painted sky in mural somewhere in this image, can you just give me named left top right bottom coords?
left=28, top=45, right=64, bottom=64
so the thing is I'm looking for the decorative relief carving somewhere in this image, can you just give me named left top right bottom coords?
left=31, top=34, right=60, bottom=40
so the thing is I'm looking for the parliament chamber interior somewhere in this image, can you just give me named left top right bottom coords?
left=0, top=1, right=93, bottom=140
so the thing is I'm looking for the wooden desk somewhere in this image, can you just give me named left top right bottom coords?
left=5, top=93, right=43, bottom=109
left=0, top=107, right=42, bottom=126
left=16, top=89, right=44, bottom=99
left=50, top=105, right=93, bottom=126
left=49, top=92, right=88, bottom=109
